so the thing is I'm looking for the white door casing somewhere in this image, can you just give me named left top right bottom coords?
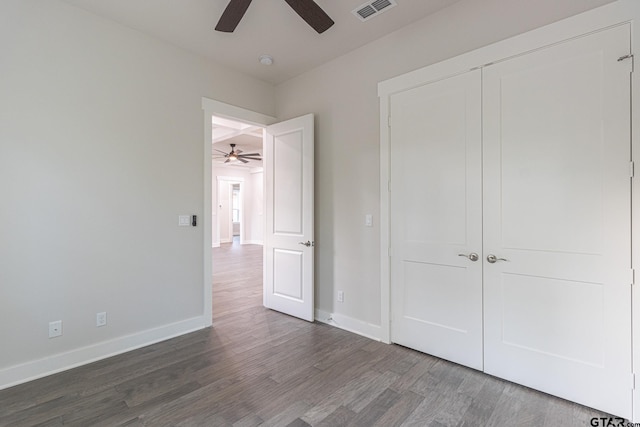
left=215, top=176, right=244, bottom=245
left=264, top=114, right=315, bottom=321
left=482, top=25, right=632, bottom=418
left=389, top=70, right=483, bottom=370
left=203, top=98, right=277, bottom=327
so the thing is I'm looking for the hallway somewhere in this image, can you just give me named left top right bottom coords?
left=212, top=238, right=263, bottom=322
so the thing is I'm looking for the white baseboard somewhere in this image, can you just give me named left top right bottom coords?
left=212, top=242, right=220, bottom=248
left=242, top=240, right=263, bottom=245
left=0, top=316, right=207, bottom=391
left=315, top=309, right=382, bottom=342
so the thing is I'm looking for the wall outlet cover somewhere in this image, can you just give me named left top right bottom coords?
left=96, top=312, right=107, bottom=327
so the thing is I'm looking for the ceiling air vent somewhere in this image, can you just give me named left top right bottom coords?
left=352, top=0, right=397, bottom=22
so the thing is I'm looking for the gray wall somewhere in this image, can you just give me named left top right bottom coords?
left=274, top=0, right=615, bottom=328
left=0, top=0, right=273, bottom=382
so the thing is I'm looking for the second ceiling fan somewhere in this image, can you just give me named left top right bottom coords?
left=215, top=0, right=334, bottom=34
left=214, top=143, right=262, bottom=164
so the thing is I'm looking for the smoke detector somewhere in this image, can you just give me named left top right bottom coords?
left=259, top=55, right=274, bottom=66
left=352, top=0, right=397, bottom=22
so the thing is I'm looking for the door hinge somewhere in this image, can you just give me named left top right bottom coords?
left=632, top=373, right=636, bottom=390
left=631, top=268, right=635, bottom=286
left=631, top=161, right=635, bottom=178
left=388, top=115, right=392, bottom=128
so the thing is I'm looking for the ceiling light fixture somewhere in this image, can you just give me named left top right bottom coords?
left=259, top=55, right=274, bottom=66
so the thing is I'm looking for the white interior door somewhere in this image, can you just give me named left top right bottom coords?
left=264, top=114, right=314, bottom=321
left=482, top=25, right=632, bottom=418
left=390, top=70, right=484, bottom=370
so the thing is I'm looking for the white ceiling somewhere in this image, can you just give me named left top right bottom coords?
left=59, top=0, right=463, bottom=85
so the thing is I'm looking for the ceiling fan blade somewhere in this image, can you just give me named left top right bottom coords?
left=215, top=0, right=253, bottom=32
left=236, top=149, right=243, bottom=154
left=285, top=0, right=334, bottom=34
left=224, top=158, right=231, bottom=163
left=238, top=153, right=261, bottom=157
left=238, top=158, right=249, bottom=164
left=214, top=148, right=229, bottom=155
left=239, top=156, right=262, bottom=161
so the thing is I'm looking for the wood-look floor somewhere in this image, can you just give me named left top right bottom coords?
left=0, top=240, right=621, bottom=426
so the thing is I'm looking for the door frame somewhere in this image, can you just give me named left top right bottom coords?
left=202, top=98, right=276, bottom=327
left=379, top=0, right=640, bottom=419
left=215, top=177, right=244, bottom=245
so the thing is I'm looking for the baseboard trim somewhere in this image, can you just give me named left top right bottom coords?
left=0, top=316, right=207, bottom=391
left=242, top=240, right=263, bottom=245
left=315, top=309, right=382, bottom=342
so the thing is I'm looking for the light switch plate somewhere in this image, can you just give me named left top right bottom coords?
left=178, top=215, right=190, bottom=226
left=365, top=214, right=373, bottom=227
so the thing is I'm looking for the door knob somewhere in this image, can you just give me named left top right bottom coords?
left=298, top=241, right=314, bottom=247
left=458, top=253, right=479, bottom=262
left=486, top=254, right=508, bottom=263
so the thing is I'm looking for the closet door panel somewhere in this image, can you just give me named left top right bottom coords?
left=390, top=70, right=483, bottom=370
left=483, top=25, right=632, bottom=418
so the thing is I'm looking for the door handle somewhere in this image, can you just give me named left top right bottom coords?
left=298, top=241, right=314, bottom=247
left=458, top=253, right=479, bottom=262
left=486, top=254, right=508, bottom=263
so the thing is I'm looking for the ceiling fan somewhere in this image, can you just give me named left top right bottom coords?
left=214, top=143, right=262, bottom=164
left=215, top=0, right=334, bottom=34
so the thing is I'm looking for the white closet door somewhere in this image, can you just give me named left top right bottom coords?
left=390, top=70, right=483, bottom=370
left=483, top=25, right=632, bottom=418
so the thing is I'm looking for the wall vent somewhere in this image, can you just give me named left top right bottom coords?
left=352, top=0, right=397, bottom=22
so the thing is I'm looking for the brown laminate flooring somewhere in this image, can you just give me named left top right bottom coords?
left=0, top=239, right=620, bottom=426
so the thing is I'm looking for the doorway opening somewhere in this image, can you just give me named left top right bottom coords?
left=202, top=98, right=315, bottom=326
left=215, top=178, right=246, bottom=246
left=231, top=184, right=240, bottom=240
left=211, top=114, right=266, bottom=323
left=211, top=114, right=265, bottom=247
left=202, top=97, right=276, bottom=326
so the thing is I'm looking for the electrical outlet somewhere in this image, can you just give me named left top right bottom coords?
left=96, top=312, right=107, bottom=327
left=337, top=291, right=344, bottom=303
left=48, top=320, right=62, bottom=338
